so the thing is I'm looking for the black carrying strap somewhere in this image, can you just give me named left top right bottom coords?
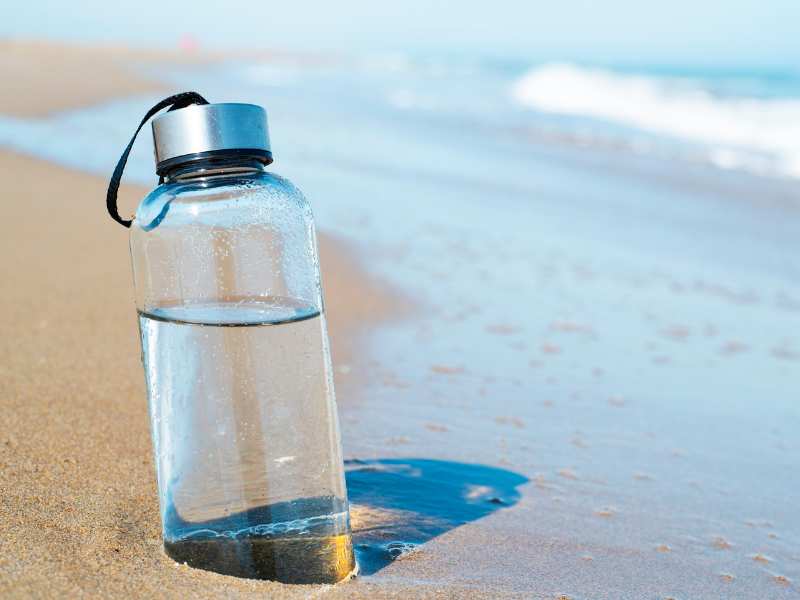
left=106, top=92, right=209, bottom=228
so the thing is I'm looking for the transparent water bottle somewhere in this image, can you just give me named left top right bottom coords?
left=107, top=95, right=355, bottom=583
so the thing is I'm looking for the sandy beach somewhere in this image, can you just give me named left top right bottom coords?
left=0, top=40, right=192, bottom=116
left=0, top=148, right=407, bottom=598
left=0, top=42, right=402, bottom=599
left=1, top=41, right=799, bottom=599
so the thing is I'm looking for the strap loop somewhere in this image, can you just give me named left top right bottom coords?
left=106, top=92, right=209, bottom=228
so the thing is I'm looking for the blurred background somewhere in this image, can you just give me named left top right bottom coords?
left=4, top=0, right=800, bottom=179
left=1, top=1, right=799, bottom=598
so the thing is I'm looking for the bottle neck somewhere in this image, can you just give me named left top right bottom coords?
left=161, top=153, right=267, bottom=183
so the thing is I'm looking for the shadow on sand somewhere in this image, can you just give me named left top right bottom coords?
left=345, top=458, right=528, bottom=575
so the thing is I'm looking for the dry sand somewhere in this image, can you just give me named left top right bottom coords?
left=0, top=40, right=200, bottom=116
left=0, top=40, right=339, bottom=117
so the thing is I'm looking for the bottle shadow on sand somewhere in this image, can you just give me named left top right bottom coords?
left=345, top=458, right=528, bottom=575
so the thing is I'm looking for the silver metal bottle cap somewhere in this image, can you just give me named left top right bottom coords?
left=151, top=103, right=272, bottom=174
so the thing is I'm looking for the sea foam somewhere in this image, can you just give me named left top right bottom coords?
left=511, top=63, right=800, bottom=179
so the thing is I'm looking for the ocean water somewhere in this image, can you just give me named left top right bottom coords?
left=2, top=49, right=799, bottom=595
left=511, top=62, right=800, bottom=178
left=1, top=53, right=800, bottom=182
left=220, top=55, right=800, bottom=180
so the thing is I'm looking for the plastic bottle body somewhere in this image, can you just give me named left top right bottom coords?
left=130, top=160, right=355, bottom=583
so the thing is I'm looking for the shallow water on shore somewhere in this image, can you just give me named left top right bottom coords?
left=1, top=56, right=798, bottom=597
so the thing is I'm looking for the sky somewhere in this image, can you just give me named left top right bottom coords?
left=2, top=0, right=798, bottom=67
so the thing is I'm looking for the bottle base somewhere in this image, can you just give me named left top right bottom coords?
left=164, top=532, right=356, bottom=584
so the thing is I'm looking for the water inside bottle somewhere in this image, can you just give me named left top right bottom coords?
left=138, top=297, right=355, bottom=583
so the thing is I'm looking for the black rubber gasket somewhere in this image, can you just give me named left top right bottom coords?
left=156, top=148, right=273, bottom=176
